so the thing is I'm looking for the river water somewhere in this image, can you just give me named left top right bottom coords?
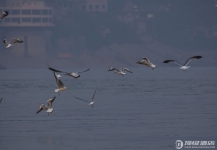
left=0, top=67, right=216, bottom=150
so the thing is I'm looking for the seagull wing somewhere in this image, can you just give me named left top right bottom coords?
left=108, top=67, right=119, bottom=71
left=3, top=39, right=8, bottom=46
left=142, top=57, right=151, bottom=63
left=0, top=11, right=8, bottom=19
left=136, top=59, right=152, bottom=67
left=36, top=105, right=47, bottom=114
left=91, top=88, right=97, bottom=102
left=122, top=68, right=133, bottom=73
left=46, top=62, right=66, bottom=73
left=74, top=96, right=90, bottom=103
left=184, top=56, right=202, bottom=66
left=77, top=68, right=90, bottom=73
left=163, top=60, right=183, bottom=66
left=47, top=96, right=56, bottom=108
left=11, top=38, right=23, bottom=44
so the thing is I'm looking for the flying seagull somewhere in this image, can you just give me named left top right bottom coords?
left=0, top=98, right=2, bottom=103
left=108, top=67, right=132, bottom=77
left=136, top=57, right=156, bottom=70
left=54, top=72, right=67, bottom=95
left=74, top=88, right=97, bottom=108
left=64, top=69, right=90, bottom=79
left=163, top=56, right=202, bottom=71
left=0, top=11, right=8, bottom=19
left=3, top=38, right=23, bottom=49
left=36, top=96, right=56, bottom=115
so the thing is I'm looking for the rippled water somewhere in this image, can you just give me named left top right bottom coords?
left=0, top=67, right=217, bottom=150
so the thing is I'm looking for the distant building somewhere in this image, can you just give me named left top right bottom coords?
left=85, top=0, right=107, bottom=12
left=0, top=0, right=54, bottom=27
left=50, top=0, right=107, bottom=12
left=0, top=0, right=54, bottom=57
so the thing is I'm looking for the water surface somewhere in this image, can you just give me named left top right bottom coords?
left=0, top=67, right=216, bottom=150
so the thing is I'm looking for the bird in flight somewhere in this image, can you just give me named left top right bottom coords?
left=74, top=88, right=97, bottom=108
left=136, top=57, right=156, bottom=70
left=108, top=67, right=133, bottom=77
left=163, top=56, right=202, bottom=71
left=3, top=38, right=23, bottom=49
left=36, top=96, right=56, bottom=115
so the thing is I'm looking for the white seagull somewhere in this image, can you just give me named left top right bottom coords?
left=64, top=69, right=90, bottom=79
left=136, top=57, right=156, bottom=70
left=3, top=38, right=23, bottom=49
left=163, top=56, right=202, bottom=71
left=54, top=72, right=67, bottom=95
left=46, top=62, right=89, bottom=79
left=0, top=11, right=8, bottom=19
left=108, top=67, right=133, bottom=77
left=74, top=88, right=97, bottom=108
left=36, top=96, right=56, bottom=115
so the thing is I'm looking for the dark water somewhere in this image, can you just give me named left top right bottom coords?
left=0, top=67, right=216, bottom=150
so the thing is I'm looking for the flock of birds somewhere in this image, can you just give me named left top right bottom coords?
left=38, top=55, right=202, bottom=115
left=0, top=10, right=203, bottom=115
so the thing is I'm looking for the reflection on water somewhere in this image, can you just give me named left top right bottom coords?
left=0, top=67, right=217, bottom=150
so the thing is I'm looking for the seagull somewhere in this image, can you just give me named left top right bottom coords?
left=163, top=56, right=202, bottom=71
left=0, top=11, right=9, bottom=19
left=74, top=88, right=97, bottom=108
left=54, top=72, right=67, bottom=95
left=36, top=96, right=56, bottom=115
left=0, top=98, right=2, bottom=103
left=108, top=67, right=132, bottom=77
left=64, top=69, right=90, bottom=79
left=3, top=38, right=23, bottom=49
left=136, top=57, right=156, bottom=70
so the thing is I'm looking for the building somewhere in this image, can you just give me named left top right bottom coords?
left=85, top=0, right=107, bottom=12
left=0, top=0, right=54, bottom=57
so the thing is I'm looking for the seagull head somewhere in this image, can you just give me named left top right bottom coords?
left=151, top=64, right=156, bottom=69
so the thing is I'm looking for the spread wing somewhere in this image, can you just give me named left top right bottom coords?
left=108, top=67, right=119, bottom=71
left=184, top=56, right=202, bottom=66
left=36, top=105, right=47, bottom=114
left=11, top=38, right=23, bottom=44
left=46, top=62, right=66, bottom=73
left=122, top=68, right=133, bottom=73
left=91, top=88, right=97, bottom=102
left=74, top=96, right=90, bottom=103
left=47, top=96, right=56, bottom=108
left=136, top=58, right=152, bottom=67
left=77, top=69, right=90, bottom=73
left=163, top=60, right=183, bottom=66
left=142, top=57, right=151, bottom=63
left=0, top=11, right=8, bottom=19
